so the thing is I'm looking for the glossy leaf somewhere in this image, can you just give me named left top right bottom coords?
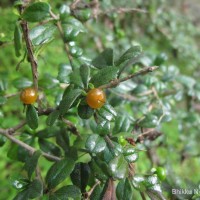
left=49, top=185, right=81, bottom=200
left=90, top=66, right=119, bottom=87
left=92, top=48, right=114, bottom=69
left=59, top=89, right=82, bottom=115
left=85, top=134, right=106, bottom=154
left=97, top=104, right=117, bottom=122
left=138, top=114, right=158, bottom=128
left=108, top=155, right=128, bottom=179
left=26, top=105, right=38, bottom=130
left=22, top=2, right=50, bottom=22
left=96, top=120, right=110, bottom=136
left=45, top=158, right=75, bottom=189
left=113, top=115, right=131, bottom=134
left=24, top=150, right=41, bottom=179
left=29, top=24, right=56, bottom=45
left=123, top=146, right=139, bottom=163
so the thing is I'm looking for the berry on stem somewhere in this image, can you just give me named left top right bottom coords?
left=20, top=87, right=37, bottom=104
left=86, top=88, right=106, bottom=109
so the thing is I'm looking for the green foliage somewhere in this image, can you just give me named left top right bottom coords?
left=0, top=0, right=200, bottom=199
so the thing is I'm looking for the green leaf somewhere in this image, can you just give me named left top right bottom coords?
left=97, top=104, right=117, bottom=122
left=56, top=129, right=70, bottom=153
left=116, top=178, right=134, bottom=200
left=96, top=120, right=110, bottom=136
left=38, top=138, right=61, bottom=157
left=108, top=155, right=128, bottom=179
left=0, top=135, right=6, bottom=146
left=70, top=68, right=84, bottom=88
left=138, top=114, right=158, bottom=128
left=57, top=64, right=72, bottom=83
left=90, top=159, right=109, bottom=180
left=24, top=150, right=41, bottom=179
left=80, top=64, right=90, bottom=88
left=90, top=185, right=104, bottom=200
left=70, top=163, right=90, bottom=192
left=113, top=115, right=131, bottom=133
left=26, top=105, right=38, bottom=130
left=29, top=24, right=56, bottom=45
left=59, top=5, right=71, bottom=22
left=116, top=45, right=142, bottom=66
left=78, top=104, right=94, bottom=119
left=13, top=179, right=43, bottom=200
left=22, top=2, right=50, bottom=22
left=85, top=134, right=107, bottom=154
left=46, top=110, right=60, bottom=126
left=49, top=185, right=81, bottom=200
left=90, top=66, right=118, bottom=87
left=59, top=89, right=82, bottom=115
left=123, top=146, right=139, bottom=163
left=14, top=22, right=22, bottom=57
left=36, top=127, right=58, bottom=138
left=12, top=78, right=32, bottom=89
left=46, top=158, right=75, bottom=189
left=0, top=96, right=7, bottom=105
left=92, top=48, right=114, bottom=69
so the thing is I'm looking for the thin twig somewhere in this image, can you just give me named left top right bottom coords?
left=70, top=0, right=82, bottom=10
left=50, top=11, right=74, bottom=68
left=62, top=117, right=81, bottom=137
left=0, top=130, right=61, bottom=161
left=99, top=66, right=159, bottom=90
left=7, top=120, right=26, bottom=135
left=99, top=7, right=148, bottom=15
left=20, top=21, right=38, bottom=90
left=84, top=180, right=100, bottom=199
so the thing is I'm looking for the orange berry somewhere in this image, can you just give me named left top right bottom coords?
left=20, top=87, right=37, bottom=104
left=86, top=88, right=106, bottom=109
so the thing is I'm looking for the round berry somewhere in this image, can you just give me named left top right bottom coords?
left=86, top=88, right=106, bottom=109
left=20, top=87, right=37, bottom=105
left=119, top=136, right=127, bottom=146
left=155, top=167, right=166, bottom=181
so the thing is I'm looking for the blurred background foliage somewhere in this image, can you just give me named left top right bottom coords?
left=0, top=0, right=200, bottom=199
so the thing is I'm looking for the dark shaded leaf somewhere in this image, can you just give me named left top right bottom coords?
left=49, top=185, right=81, bottom=200
left=26, top=105, right=38, bottom=130
left=12, top=78, right=32, bottom=89
left=38, top=138, right=61, bottom=157
left=92, top=48, right=114, bottom=69
left=59, top=89, right=82, bottom=115
left=14, top=22, right=22, bottom=57
left=46, top=110, right=60, bottom=126
left=56, top=129, right=70, bottom=153
left=24, top=150, right=41, bottom=179
left=45, top=158, right=75, bottom=189
left=116, top=178, right=134, bottom=200
left=22, top=2, right=50, bottom=22
left=70, top=163, right=90, bottom=192
left=78, top=104, right=94, bottom=119
left=80, top=64, right=90, bottom=88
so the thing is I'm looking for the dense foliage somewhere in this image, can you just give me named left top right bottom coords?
left=0, top=0, right=200, bottom=199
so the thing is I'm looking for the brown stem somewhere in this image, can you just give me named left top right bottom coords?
left=50, top=11, right=74, bottom=68
left=0, top=130, right=61, bottom=161
left=99, top=66, right=159, bottom=90
left=20, top=21, right=38, bottom=90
